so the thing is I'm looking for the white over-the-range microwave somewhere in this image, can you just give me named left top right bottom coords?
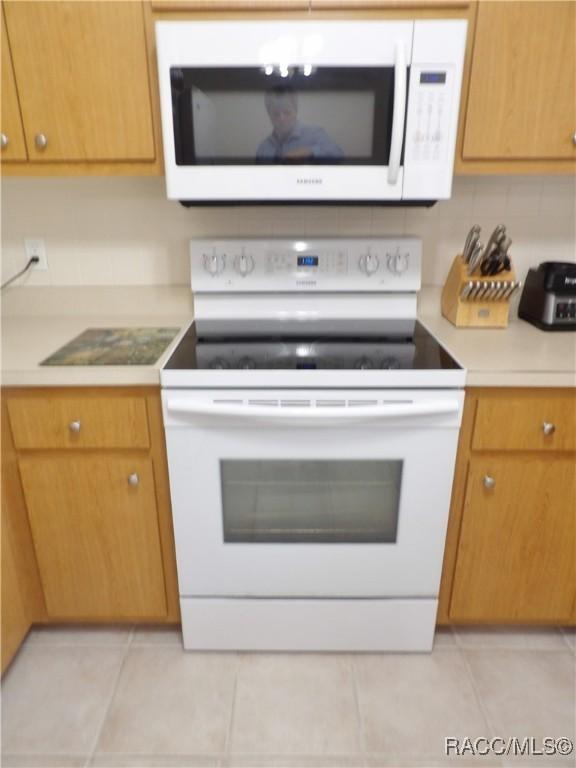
left=155, top=19, right=467, bottom=205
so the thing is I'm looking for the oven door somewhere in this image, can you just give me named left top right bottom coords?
left=162, top=389, right=463, bottom=598
left=155, top=20, right=412, bottom=202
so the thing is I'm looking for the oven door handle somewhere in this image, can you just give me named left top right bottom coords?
left=166, top=399, right=460, bottom=424
left=387, top=40, right=407, bottom=186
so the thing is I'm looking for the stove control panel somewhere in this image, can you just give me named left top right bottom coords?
left=191, top=238, right=422, bottom=293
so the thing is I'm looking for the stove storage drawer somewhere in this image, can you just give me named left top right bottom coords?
left=472, top=392, right=576, bottom=452
left=7, top=393, right=150, bottom=450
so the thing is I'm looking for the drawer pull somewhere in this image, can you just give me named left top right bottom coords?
left=1, top=133, right=8, bottom=149
left=483, top=475, right=496, bottom=490
left=128, top=473, right=139, bottom=487
left=69, top=420, right=81, bottom=433
left=542, top=422, right=556, bottom=436
left=35, top=133, right=48, bottom=150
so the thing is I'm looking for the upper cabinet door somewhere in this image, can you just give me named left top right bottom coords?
left=463, top=1, right=576, bottom=160
left=4, top=1, right=155, bottom=162
left=0, top=8, right=27, bottom=161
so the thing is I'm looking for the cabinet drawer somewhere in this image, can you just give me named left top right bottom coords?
left=8, top=396, right=150, bottom=450
left=472, top=395, right=576, bottom=452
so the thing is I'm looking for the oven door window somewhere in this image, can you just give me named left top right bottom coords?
left=170, top=67, right=397, bottom=166
left=221, top=460, right=402, bottom=544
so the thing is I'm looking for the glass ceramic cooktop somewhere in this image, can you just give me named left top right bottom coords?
left=164, top=321, right=461, bottom=372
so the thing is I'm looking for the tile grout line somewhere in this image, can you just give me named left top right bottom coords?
left=433, top=625, right=461, bottom=651
left=222, top=652, right=241, bottom=759
left=560, top=627, right=576, bottom=654
left=457, top=646, right=505, bottom=768
left=126, top=625, right=136, bottom=648
left=85, top=637, right=133, bottom=766
left=350, top=655, right=369, bottom=759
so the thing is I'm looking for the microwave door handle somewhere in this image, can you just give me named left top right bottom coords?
left=387, top=41, right=407, bottom=186
left=167, top=399, right=460, bottom=423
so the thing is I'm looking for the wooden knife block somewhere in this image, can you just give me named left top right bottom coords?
left=441, top=255, right=516, bottom=328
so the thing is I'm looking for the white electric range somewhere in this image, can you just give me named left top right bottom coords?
left=161, top=238, right=465, bottom=652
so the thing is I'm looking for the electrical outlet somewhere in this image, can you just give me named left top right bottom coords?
left=24, top=238, right=48, bottom=271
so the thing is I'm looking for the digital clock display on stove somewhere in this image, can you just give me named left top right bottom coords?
left=297, top=256, right=319, bottom=267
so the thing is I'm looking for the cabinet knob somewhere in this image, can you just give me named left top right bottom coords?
left=1, top=133, right=8, bottom=149
left=483, top=475, right=496, bottom=490
left=573, top=131, right=576, bottom=146
left=68, top=420, right=81, bottom=433
left=128, top=473, right=139, bottom=487
left=35, top=133, right=48, bottom=150
left=542, top=422, right=556, bottom=436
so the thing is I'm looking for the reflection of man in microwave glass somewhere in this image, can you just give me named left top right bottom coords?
left=256, top=87, right=344, bottom=162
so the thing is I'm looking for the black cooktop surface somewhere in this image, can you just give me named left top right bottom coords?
left=165, top=321, right=461, bottom=372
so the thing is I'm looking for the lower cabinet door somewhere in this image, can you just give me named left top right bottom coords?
left=19, top=455, right=167, bottom=619
left=1, top=522, right=30, bottom=671
left=450, top=456, right=576, bottom=622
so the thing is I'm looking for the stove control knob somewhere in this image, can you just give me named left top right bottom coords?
left=234, top=250, right=255, bottom=277
left=355, top=357, right=374, bottom=370
left=209, top=357, right=230, bottom=369
left=203, top=251, right=226, bottom=276
left=386, top=251, right=409, bottom=275
left=381, top=357, right=400, bottom=370
left=358, top=249, right=380, bottom=276
left=238, top=357, right=256, bottom=369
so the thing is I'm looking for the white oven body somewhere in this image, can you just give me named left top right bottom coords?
left=162, top=389, right=463, bottom=649
left=156, top=20, right=467, bottom=203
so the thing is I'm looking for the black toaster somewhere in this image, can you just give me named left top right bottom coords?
left=518, top=262, right=576, bottom=331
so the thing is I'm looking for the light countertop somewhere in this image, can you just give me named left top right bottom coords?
left=418, top=287, right=575, bottom=388
left=1, top=285, right=574, bottom=388
left=1, top=286, right=193, bottom=387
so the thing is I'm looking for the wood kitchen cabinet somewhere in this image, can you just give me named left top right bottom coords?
left=451, top=456, right=575, bottom=621
left=1, top=530, right=30, bottom=670
left=1, top=395, right=45, bottom=674
left=151, top=0, right=308, bottom=9
left=19, top=455, right=167, bottom=619
left=2, top=1, right=159, bottom=173
left=438, top=388, right=576, bottom=625
left=309, top=1, right=471, bottom=8
left=457, top=1, right=576, bottom=173
left=0, top=6, right=26, bottom=162
left=3, top=387, right=179, bottom=630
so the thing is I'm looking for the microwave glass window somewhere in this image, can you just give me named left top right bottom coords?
left=192, top=90, right=373, bottom=161
left=220, top=460, right=403, bottom=543
left=170, top=67, right=397, bottom=166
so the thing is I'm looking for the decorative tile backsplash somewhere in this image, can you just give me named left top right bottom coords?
left=1, top=176, right=574, bottom=288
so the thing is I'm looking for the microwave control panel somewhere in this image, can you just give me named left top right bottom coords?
left=406, top=65, right=454, bottom=166
left=191, top=238, right=422, bottom=293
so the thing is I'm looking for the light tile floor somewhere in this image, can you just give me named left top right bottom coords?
left=1, top=626, right=574, bottom=768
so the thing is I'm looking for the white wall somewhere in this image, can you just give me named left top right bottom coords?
left=1, top=175, right=574, bottom=289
